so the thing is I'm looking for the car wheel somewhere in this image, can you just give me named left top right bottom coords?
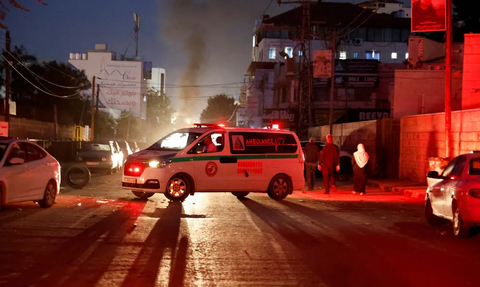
left=65, top=164, right=91, bottom=189
left=232, top=192, right=250, bottom=199
left=131, top=191, right=155, bottom=199
left=38, top=180, right=57, bottom=208
left=164, top=175, right=190, bottom=202
left=267, top=174, right=291, bottom=200
left=453, top=203, right=471, bottom=238
left=425, top=198, right=445, bottom=226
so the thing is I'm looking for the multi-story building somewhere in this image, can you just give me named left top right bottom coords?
left=146, top=67, right=166, bottom=95
left=68, top=44, right=163, bottom=120
left=358, top=0, right=411, bottom=18
left=244, top=2, right=410, bottom=131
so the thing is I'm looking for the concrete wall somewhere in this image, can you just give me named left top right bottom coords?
left=399, top=109, right=480, bottom=183
left=393, top=70, right=463, bottom=119
left=309, top=120, right=379, bottom=175
left=0, top=116, right=75, bottom=140
left=462, top=34, right=480, bottom=110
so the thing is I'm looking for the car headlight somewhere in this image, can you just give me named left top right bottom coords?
left=149, top=160, right=168, bottom=168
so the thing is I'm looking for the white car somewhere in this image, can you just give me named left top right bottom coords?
left=0, top=138, right=61, bottom=210
left=426, top=152, right=480, bottom=237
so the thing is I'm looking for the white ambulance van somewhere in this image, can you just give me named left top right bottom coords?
left=122, top=124, right=305, bottom=201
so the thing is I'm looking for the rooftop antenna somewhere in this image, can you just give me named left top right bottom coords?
left=134, top=13, right=141, bottom=59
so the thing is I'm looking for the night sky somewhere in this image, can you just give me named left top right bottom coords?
left=7, top=0, right=409, bottom=119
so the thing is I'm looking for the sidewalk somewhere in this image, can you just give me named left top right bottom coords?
left=305, top=177, right=427, bottom=199
left=368, top=179, right=427, bottom=199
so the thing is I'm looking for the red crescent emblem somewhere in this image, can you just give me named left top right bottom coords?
left=205, top=162, right=218, bottom=177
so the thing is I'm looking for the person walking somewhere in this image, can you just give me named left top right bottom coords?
left=352, top=143, right=369, bottom=195
left=303, top=137, right=320, bottom=193
left=318, top=134, right=340, bottom=194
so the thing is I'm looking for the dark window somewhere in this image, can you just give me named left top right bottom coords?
left=161, top=73, right=165, bottom=93
left=367, top=28, right=375, bottom=42
left=469, top=157, right=480, bottom=175
left=392, top=29, right=401, bottom=42
left=281, top=30, right=290, bottom=39
left=451, top=156, right=466, bottom=177
left=357, top=28, right=367, bottom=41
left=441, top=157, right=459, bottom=177
left=6, top=143, right=26, bottom=163
left=384, top=28, right=393, bottom=42
left=24, top=143, right=46, bottom=162
left=400, top=29, right=410, bottom=42
left=374, top=28, right=383, bottom=42
left=229, top=132, right=298, bottom=154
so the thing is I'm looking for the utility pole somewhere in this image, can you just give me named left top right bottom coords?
left=276, top=1, right=315, bottom=136
left=95, top=84, right=100, bottom=141
left=90, top=76, right=96, bottom=141
left=5, top=30, right=11, bottom=134
left=53, top=105, right=58, bottom=140
left=329, top=28, right=336, bottom=135
left=445, top=0, right=452, bottom=159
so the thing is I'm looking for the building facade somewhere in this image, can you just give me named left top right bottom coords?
left=68, top=44, right=149, bottom=119
left=358, top=0, right=411, bottom=18
left=244, top=2, right=410, bottom=131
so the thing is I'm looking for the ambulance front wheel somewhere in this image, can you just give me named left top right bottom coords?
left=164, top=175, right=190, bottom=202
left=267, top=174, right=291, bottom=200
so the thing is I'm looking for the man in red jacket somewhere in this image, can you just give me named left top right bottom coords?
left=318, top=134, right=340, bottom=194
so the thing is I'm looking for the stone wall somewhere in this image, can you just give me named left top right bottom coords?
left=400, top=109, right=480, bottom=183
left=462, top=34, right=480, bottom=110
left=393, top=70, right=463, bottom=119
left=0, top=116, right=75, bottom=140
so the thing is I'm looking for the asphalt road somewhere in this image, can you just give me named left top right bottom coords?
left=1, top=173, right=480, bottom=287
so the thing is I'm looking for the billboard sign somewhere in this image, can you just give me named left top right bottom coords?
left=313, top=50, right=332, bottom=78
left=0, top=121, right=7, bottom=137
left=411, top=0, right=446, bottom=32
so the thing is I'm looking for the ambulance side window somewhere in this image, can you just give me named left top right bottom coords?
left=189, top=132, right=225, bottom=154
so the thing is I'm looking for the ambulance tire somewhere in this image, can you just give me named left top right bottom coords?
left=164, top=174, right=190, bottom=202
left=232, top=192, right=250, bottom=199
left=267, top=174, right=291, bottom=200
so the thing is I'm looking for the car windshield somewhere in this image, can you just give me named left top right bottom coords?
left=148, top=132, right=203, bottom=151
left=0, top=143, right=8, bottom=161
left=83, top=143, right=111, bottom=152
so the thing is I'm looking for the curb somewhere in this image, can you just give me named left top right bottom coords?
left=368, top=180, right=427, bottom=198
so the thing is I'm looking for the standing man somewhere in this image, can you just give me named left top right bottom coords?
left=318, top=134, right=340, bottom=194
left=303, top=137, right=320, bottom=193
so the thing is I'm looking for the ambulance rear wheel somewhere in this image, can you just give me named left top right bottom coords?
left=268, top=174, right=291, bottom=200
left=232, top=192, right=249, bottom=199
left=165, top=175, right=190, bottom=202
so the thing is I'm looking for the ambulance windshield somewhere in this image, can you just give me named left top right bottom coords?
left=147, top=132, right=203, bottom=151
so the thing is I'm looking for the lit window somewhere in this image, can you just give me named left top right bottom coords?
left=339, top=51, right=347, bottom=60
left=391, top=52, right=398, bottom=59
left=253, top=35, right=256, bottom=47
left=405, top=52, right=409, bottom=59
left=298, top=50, right=303, bottom=56
left=269, top=47, right=276, bottom=59
left=365, top=51, right=380, bottom=60
left=353, top=52, right=359, bottom=58
left=285, top=47, right=293, bottom=58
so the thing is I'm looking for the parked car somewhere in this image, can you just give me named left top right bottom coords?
left=76, top=141, right=120, bottom=174
left=426, top=152, right=480, bottom=237
left=117, top=140, right=132, bottom=163
left=0, top=138, right=61, bottom=210
left=112, top=141, right=124, bottom=168
left=300, top=141, right=353, bottom=177
left=128, top=141, right=140, bottom=153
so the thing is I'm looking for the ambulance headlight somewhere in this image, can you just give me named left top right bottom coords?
left=149, top=160, right=168, bottom=168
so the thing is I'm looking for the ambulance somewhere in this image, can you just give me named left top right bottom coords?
left=121, top=124, right=305, bottom=201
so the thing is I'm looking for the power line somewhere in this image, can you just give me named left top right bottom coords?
left=1, top=53, right=81, bottom=99
left=0, top=43, right=86, bottom=89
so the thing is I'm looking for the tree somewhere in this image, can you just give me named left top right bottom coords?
left=200, top=94, right=237, bottom=124
left=146, top=88, right=174, bottom=142
left=1, top=45, right=91, bottom=125
left=0, top=1, right=48, bottom=30
left=116, top=111, right=143, bottom=141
